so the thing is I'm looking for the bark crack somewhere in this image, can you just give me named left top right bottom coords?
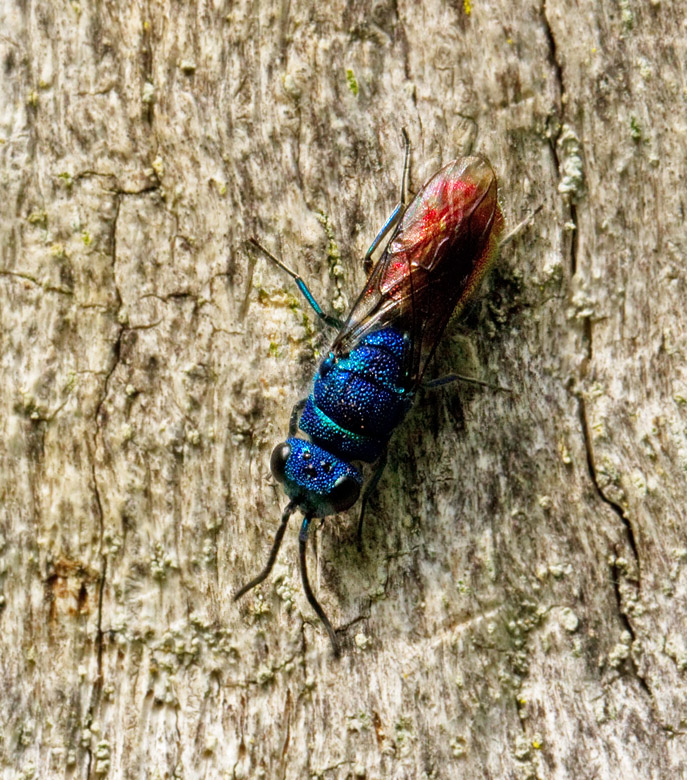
left=575, top=294, right=640, bottom=602
left=279, top=689, right=292, bottom=779
left=0, top=269, right=74, bottom=296
left=540, top=1, right=580, bottom=277
left=568, top=201, right=579, bottom=276
left=608, top=557, right=647, bottom=685
left=540, top=1, right=566, bottom=113
left=86, top=191, right=124, bottom=778
left=578, top=396, right=639, bottom=571
left=578, top=396, right=651, bottom=703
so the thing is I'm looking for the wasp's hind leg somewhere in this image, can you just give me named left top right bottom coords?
left=248, top=238, right=343, bottom=329
left=363, top=129, right=412, bottom=275
left=500, top=205, right=543, bottom=248
left=424, top=374, right=511, bottom=393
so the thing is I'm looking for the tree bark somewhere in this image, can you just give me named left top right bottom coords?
left=1, top=1, right=685, bottom=778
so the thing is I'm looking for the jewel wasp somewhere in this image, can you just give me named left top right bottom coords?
left=235, top=133, right=505, bottom=655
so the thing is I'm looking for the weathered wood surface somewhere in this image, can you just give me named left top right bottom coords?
left=1, top=1, right=685, bottom=778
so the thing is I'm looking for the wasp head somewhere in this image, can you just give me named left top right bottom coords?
left=270, top=438, right=362, bottom=518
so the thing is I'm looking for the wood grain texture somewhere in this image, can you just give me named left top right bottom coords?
left=1, top=1, right=685, bottom=778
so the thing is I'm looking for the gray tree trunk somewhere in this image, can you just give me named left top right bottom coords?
left=1, top=1, right=685, bottom=778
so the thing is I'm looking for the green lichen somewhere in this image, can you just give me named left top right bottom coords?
left=316, top=211, right=347, bottom=314
left=316, top=211, right=341, bottom=265
left=619, top=0, right=634, bottom=30
left=629, top=115, right=642, bottom=142
left=512, top=735, right=531, bottom=761
left=345, top=68, right=359, bottom=96
left=288, top=297, right=316, bottom=343
left=27, top=210, right=47, bottom=227
left=346, top=711, right=371, bottom=732
left=94, top=741, right=111, bottom=775
left=450, top=736, right=468, bottom=757
left=150, top=542, right=177, bottom=581
left=394, top=716, right=414, bottom=745
left=557, top=125, right=584, bottom=201
left=151, top=156, right=165, bottom=179
left=141, top=81, right=156, bottom=104
left=56, top=171, right=73, bottom=189
left=17, top=764, right=36, bottom=780
left=256, top=665, right=274, bottom=685
left=453, top=578, right=471, bottom=595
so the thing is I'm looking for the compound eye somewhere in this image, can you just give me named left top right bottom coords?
left=270, top=442, right=291, bottom=483
left=328, top=474, right=361, bottom=513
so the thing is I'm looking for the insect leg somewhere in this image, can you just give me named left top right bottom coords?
left=356, top=448, right=388, bottom=549
left=399, top=127, right=411, bottom=208
left=248, top=238, right=343, bottom=329
left=499, top=205, right=543, bottom=247
left=424, top=374, right=511, bottom=393
left=363, top=130, right=412, bottom=273
left=233, top=500, right=297, bottom=601
left=299, top=516, right=340, bottom=656
left=363, top=204, right=403, bottom=274
left=289, top=398, right=307, bottom=436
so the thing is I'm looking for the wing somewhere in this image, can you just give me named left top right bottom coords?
left=331, top=155, right=504, bottom=389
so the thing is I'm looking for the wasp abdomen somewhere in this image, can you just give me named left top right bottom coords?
left=300, top=327, right=411, bottom=462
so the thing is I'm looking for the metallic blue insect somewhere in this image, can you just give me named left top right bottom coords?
left=235, top=134, right=504, bottom=654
